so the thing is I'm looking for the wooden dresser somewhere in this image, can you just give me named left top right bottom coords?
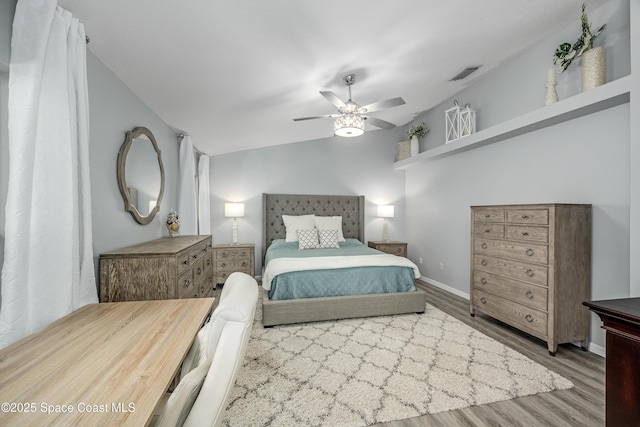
left=100, top=235, right=214, bottom=302
left=583, top=298, right=640, bottom=426
left=470, top=204, right=591, bottom=355
left=213, top=243, right=255, bottom=286
left=368, top=241, right=408, bottom=258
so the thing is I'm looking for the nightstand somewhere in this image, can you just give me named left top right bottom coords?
left=368, top=241, right=408, bottom=258
left=212, top=243, right=255, bottom=286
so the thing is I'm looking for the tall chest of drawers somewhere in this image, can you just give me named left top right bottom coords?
left=99, top=235, right=214, bottom=302
left=470, top=204, right=591, bottom=355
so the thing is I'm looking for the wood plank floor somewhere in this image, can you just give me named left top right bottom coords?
left=373, top=279, right=606, bottom=427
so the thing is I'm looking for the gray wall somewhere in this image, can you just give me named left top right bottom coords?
left=403, top=0, right=631, bottom=351
left=86, top=52, right=179, bottom=268
left=209, top=129, right=406, bottom=274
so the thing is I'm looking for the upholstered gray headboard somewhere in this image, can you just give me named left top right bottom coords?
left=262, top=193, right=365, bottom=262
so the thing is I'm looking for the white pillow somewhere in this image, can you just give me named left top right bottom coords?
left=282, top=214, right=316, bottom=242
left=297, top=229, right=319, bottom=250
left=318, top=229, right=340, bottom=249
left=314, top=216, right=345, bottom=242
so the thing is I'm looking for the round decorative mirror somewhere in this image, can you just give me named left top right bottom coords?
left=117, top=127, right=165, bottom=225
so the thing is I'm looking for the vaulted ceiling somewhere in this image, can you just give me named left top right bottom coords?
left=57, top=0, right=605, bottom=155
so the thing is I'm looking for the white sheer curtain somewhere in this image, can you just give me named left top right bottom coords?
left=197, top=155, right=211, bottom=235
left=177, top=135, right=197, bottom=235
left=0, top=0, right=97, bottom=348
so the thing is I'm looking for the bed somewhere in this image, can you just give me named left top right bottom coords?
left=261, top=193, right=427, bottom=326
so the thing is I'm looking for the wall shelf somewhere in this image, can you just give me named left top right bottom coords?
left=394, top=75, right=631, bottom=170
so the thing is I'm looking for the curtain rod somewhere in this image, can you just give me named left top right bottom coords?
left=178, top=133, right=208, bottom=156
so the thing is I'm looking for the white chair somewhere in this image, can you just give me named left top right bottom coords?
left=154, top=272, right=258, bottom=427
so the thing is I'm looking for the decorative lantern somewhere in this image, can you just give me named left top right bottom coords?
left=459, top=103, right=476, bottom=137
left=445, top=100, right=460, bottom=143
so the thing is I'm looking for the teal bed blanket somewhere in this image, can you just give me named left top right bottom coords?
left=265, top=239, right=417, bottom=301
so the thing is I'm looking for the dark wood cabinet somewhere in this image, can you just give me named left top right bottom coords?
left=583, top=298, right=640, bottom=427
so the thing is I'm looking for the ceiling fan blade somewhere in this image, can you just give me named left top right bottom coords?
left=293, top=114, right=337, bottom=121
left=320, top=91, right=347, bottom=109
left=361, top=97, right=405, bottom=113
left=364, top=116, right=397, bottom=130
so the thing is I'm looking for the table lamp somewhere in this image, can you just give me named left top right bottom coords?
left=224, top=202, right=245, bottom=245
left=377, top=205, right=394, bottom=242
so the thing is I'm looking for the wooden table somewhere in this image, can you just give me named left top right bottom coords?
left=0, top=298, right=214, bottom=426
left=583, top=298, right=640, bottom=427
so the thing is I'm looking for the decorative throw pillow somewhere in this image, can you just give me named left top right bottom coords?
left=318, top=229, right=340, bottom=249
left=282, top=214, right=316, bottom=242
left=297, top=229, right=319, bottom=250
left=315, top=216, right=345, bottom=242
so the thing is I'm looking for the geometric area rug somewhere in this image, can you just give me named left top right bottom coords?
left=221, top=303, right=573, bottom=427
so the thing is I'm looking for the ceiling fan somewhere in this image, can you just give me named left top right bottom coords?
left=293, top=74, right=405, bottom=137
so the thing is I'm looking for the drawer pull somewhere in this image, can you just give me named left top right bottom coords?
left=522, top=215, right=529, bottom=219
left=526, top=291, right=534, bottom=299
left=480, top=297, right=487, bottom=304
left=525, top=314, right=534, bottom=322
left=525, top=248, right=535, bottom=257
left=197, top=267, right=202, bottom=275
left=200, top=286, right=205, bottom=293
left=481, top=259, right=488, bottom=267
left=521, top=232, right=529, bottom=236
left=484, top=229, right=491, bottom=233
left=221, top=262, right=227, bottom=268
left=183, top=260, right=188, bottom=265
left=481, top=243, right=488, bottom=249
left=525, top=269, right=535, bottom=277
left=183, top=279, right=190, bottom=288
left=480, top=277, right=487, bottom=285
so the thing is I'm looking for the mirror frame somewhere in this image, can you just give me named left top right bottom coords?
left=117, top=126, right=165, bottom=225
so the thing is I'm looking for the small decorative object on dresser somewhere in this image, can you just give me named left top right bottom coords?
left=166, top=209, right=180, bottom=237
left=368, top=241, right=407, bottom=258
left=99, top=235, right=214, bottom=302
left=213, top=243, right=255, bottom=286
left=470, top=204, right=592, bottom=356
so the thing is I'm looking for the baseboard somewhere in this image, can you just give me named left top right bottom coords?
left=584, top=342, right=606, bottom=357
left=419, top=276, right=470, bottom=300
left=419, top=276, right=606, bottom=357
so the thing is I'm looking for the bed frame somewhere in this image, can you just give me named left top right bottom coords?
left=261, top=193, right=426, bottom=327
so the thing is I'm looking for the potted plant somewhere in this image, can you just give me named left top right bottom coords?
left=407, top=122, right=428, bottom=156
left=553, top=3, right=606, bottom=91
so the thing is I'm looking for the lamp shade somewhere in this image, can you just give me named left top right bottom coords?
left=334, top=113, right=364, bottom=137
left=224, top=202, right=245, bottom=218
left=377, top=205, right=394, bottom=218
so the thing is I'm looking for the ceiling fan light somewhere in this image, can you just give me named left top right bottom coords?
left=334, top=113, right=364, bottom=137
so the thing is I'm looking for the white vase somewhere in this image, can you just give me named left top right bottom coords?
left=410, top=136, right=419, bottom=156
left=544, top=68, right=558, bottom=106
left=582, top=46, right=605, bottom=92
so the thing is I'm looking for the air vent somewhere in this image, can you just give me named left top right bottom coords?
left=450, top=66, right=481, bottom=81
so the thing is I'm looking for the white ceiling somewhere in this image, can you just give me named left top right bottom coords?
left=57, top=0, right=604, bottom=156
